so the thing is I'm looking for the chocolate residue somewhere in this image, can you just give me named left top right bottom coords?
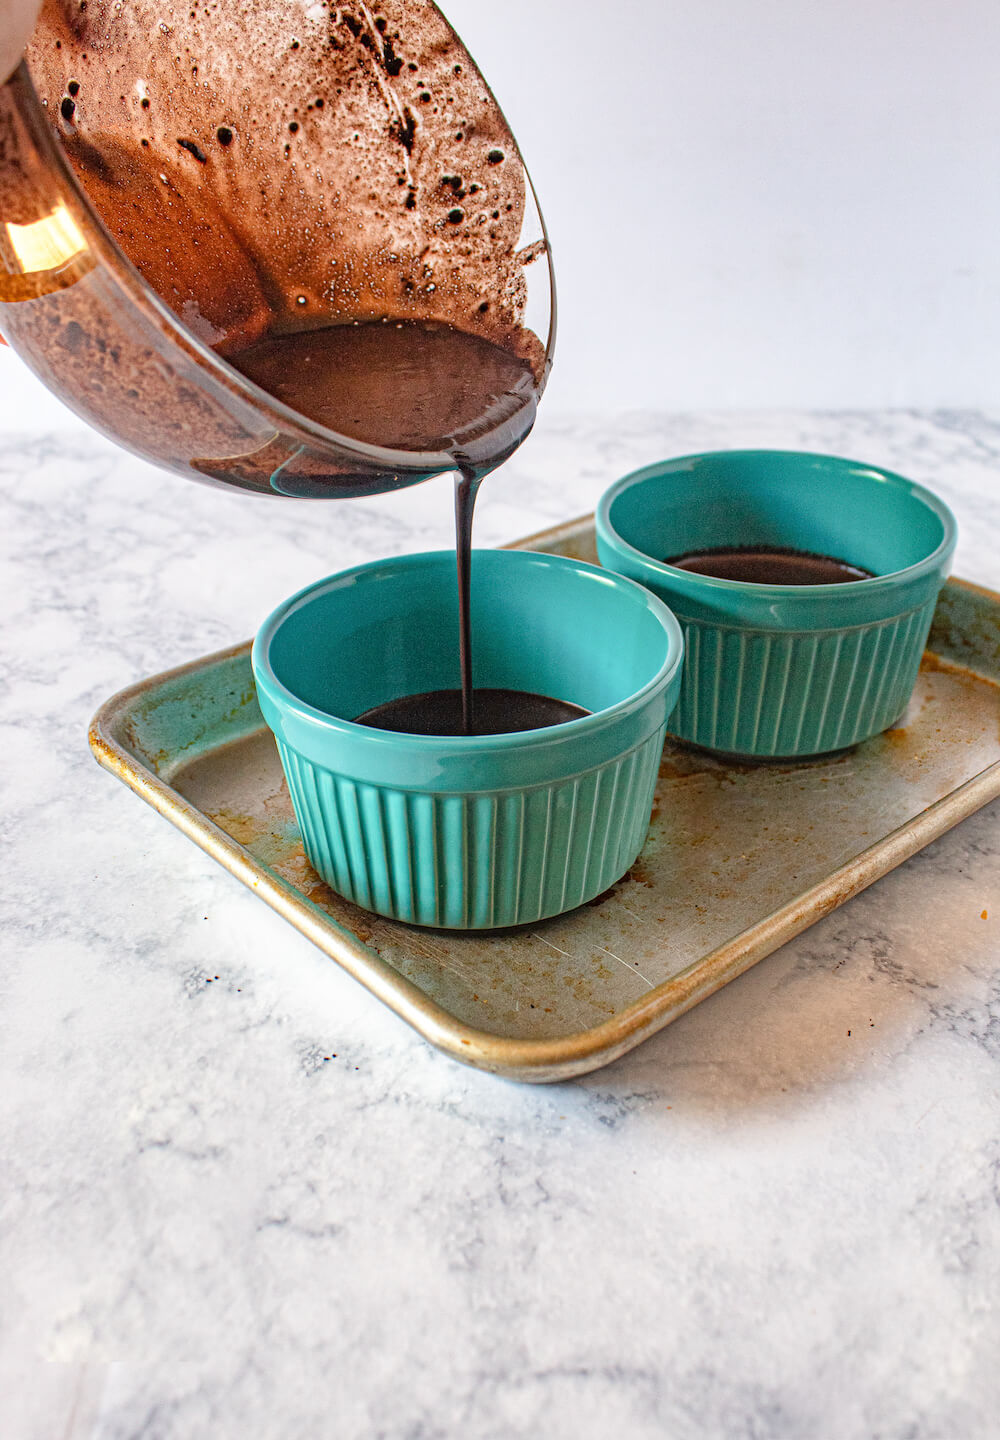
left=391, top=107, right=417, bottom=154
left=176, top=137, right=207, bottom=163
left=24, top=0, right=544, bottom=367
left=1, top=0, right=549, bottom=503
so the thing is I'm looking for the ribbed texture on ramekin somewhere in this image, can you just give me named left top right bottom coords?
left=277, top=730, right=665, bottom=929
left=672, top=602, right=937, bottom=757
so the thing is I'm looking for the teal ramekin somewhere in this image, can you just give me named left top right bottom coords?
left=252, top=549, right=684, bottom=929
left=595, top=450, right=957, bottom=759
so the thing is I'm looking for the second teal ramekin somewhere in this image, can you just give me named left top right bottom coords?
left=252, top=549, right=683, bottom=929
left=596, top=450, right=957, bottom=758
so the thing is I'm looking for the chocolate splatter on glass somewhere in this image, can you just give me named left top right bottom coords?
left=0, top=0, right=554, bottom=499
left=0, top=1, right=556, bottom=732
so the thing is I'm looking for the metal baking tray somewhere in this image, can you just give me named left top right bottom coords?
left=90, top=517, right=1000, bottom=1082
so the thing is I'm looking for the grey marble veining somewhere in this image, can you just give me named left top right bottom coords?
left=2, top=390, right=1000, bottom=1439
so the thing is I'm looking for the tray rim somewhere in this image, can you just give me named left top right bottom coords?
left=89, top=523, right=1000, bottom=1082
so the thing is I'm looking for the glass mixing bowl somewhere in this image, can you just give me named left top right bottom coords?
left=0, top=0, right=554, bottom=496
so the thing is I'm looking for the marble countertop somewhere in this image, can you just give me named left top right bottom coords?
left=3, top=381, right=1000, bottom=1439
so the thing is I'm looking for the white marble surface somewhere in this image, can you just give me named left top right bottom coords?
left=2, top=380, right=1000, bottom=1439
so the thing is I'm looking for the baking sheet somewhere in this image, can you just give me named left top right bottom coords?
left=90, top=517, right=1000, bottom=1081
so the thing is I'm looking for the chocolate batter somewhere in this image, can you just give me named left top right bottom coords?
left=667, top=546, right=875, bottom=585
left=356, top=687, right=588, bottom=736
left=228, top=318, right=536, bottom=455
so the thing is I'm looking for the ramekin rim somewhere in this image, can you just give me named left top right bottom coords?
left=594, top=448, right=959, bottom=598
left=252, top=548, right=685, bottom=752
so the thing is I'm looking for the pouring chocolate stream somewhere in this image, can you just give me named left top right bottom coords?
left=2, top=0, right=556, bottom=731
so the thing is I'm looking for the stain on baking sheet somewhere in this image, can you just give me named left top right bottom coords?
left=169, top=642, right=1000, bottom=1042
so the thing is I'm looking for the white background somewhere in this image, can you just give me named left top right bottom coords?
left=447, top=0, right=1000, bottom=412
left=3, top=0, right=999, bottom=420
